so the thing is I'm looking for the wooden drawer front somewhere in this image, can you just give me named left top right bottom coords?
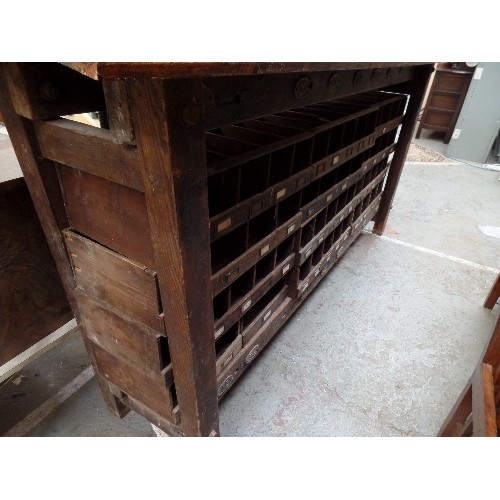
left=424, top=110, right=453, bottom=128
left=59, top=166, right=155, bottom=269
left=216, top=334, right=243, bottom=376
left=434, top=72, right=469, bottom=93
left=92, top=343, right=177, bottom=422
left=429, top=93, right=460, bottom=111
left=76, top=290, right=172, bottom=384
left=64, top=229, right=164, bottom=332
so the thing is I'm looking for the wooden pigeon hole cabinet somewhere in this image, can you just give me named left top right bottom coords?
left=0, top=63, right=433, bottom=436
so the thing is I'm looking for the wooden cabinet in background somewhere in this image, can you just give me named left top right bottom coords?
left=416, top=63, right=474, bottom=144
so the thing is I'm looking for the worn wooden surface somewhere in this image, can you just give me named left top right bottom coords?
left=484, top=273, right=500, bottom=310
left=127, top=77, right=220, bottom=437
left=472, top=363, right=497, bottom=437
left=1, top=62, right=430, bottom=436
left=35, top=118, right=142, bottom=191
left=62, top=62, right=424, bottom=81
left=0, top=179, right=72, bottom=365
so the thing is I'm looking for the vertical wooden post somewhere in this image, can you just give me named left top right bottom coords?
left=484, top=272, right=500, bottom=309
left=372, top=64, right=433, bottom=235
left=127, top=78, right=220, bottom=437
left=472, top=363, right=497, bottom=437
left=0, top=64, right=127, bottom=418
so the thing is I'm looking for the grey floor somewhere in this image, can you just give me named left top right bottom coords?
left=1, top=131, right=499, bottom=437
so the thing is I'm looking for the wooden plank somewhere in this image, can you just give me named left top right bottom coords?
left=127, top=77, right=220, bottom=437
left=0, top=319, right=77, bottom=385
left=102, top=80, right=136, bottom=145
left=0, top=64, right=127, bottom=418
left=64, top=230, right=164, bottom=332
left=92, top=343, right=176, bottom=421
left=2, top=63, right=105, bottom=120
left=372, top=64, right=434, bottom=235
left=438, top=382, right=473, bottom=436
left=0, top=179, right=73, bottom=365
left=484, top=272, right=500, bottom=309
left=62, top=62, right=424, bottom=81
left=59, top=166, right=155, bottom=269
left=472, top=363, right=497, bottom=437
left=75, top=289, right=173, bottom=384
left=35, top=118, right=142, bottom=191
left=204, top=68, right=414, bottom=130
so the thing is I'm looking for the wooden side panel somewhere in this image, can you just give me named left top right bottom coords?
left=59, top=166, right=155, bottom=269
left=63, top=230, right=163, bottom=332
left=92, top=343, right=176, bottom=421
left=127, top=78, right=220, bottom=436
left=102, top=81, right=136, bottom=145
left=75, top=289, right=172, bottom=384
left=0, top=179, right=72, bottom=364
left=35, top=119, right=142, bottom=191
left=484, top=273, right=500, bottom=309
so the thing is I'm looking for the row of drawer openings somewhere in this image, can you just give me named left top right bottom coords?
left=213, top=233, right=296, bottom=321
left=208, top=108, right=403, bottom=222
left=299, top=217, right=352, bottom=281
left=206, top=95, right=406, bottom=217
left=215, top=277, right=289, bottom=359
left=299, top=160, right=388, bottom=253
left=211, top=134, right=394, bottom=275
left=210, top=197, right=298, bottom=273
left=206, top=94, right=384, bottom=165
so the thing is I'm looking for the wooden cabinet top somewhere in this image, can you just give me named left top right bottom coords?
left=61, top=62, right=428, bottom=80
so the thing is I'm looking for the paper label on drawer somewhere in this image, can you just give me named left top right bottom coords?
left=282, top=263, right=291, bottom=274
left=276, top=188, right=287, bottom=200
left=260, top=244, right=270, bottom=256
left=215, top=325, right=225, bottom=338
left=341, top=183, right=347, bottom=191
left=242, top=299, right=252, bottom=313
left=305, top=248, right=312, bottom=258
left=287, top=223, right=296, bottom=234
left=217, top=217, right=232, bottom=233
left=319, top=235, right=324, bottom=243
left=314, top=269, right=320, bottom=277
left=263, top=309, right=272, bottom=322
left=326, top=194, right=333, bottom=203
left=332, top=156, right=339, bottom=165
left=326, top=252, right=332, bottom=261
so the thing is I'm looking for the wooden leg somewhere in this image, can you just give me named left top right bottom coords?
left=438, top=381, right=472, bottom=436
left=0, top=64, right=127, bottom=421
left=127, top=78, right=219, bottom=437
left=484, top=272, right=500, bottom=309
left=372, top=65, right=433, bottom=235
left=472, top=363, right=497, bottom=437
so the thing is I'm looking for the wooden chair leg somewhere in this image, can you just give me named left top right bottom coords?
left=484, top=273, right=500, bottom=309
left=472, top=363, right=497, bottom=437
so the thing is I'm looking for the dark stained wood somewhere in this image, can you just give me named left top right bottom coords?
left=203, top=68, right=414, bottom=130
left=484, top=273, right=500, bottom=309
left=472, top=363, right=497, bottom=437
left=92, top=342, right=177, bottom=421
left=75, top=289, right=173, bottom=384
left=59, top=166, right=155, bottom=268
left=372, top=64, right=434, bottom=235
left=0, top=65, right=127, bottom=417
left=0, top=179, right=72, bottom=364
left=63, top=230, right=164, bottom=332
left=102, top=81, right=136, bottom=144
left=2, top=63, right=105, bottom=120
left=35, top=118, right=142, bottom=191
left=127, top=77, right=220, bottom=437
left=62, top=62, right=424, bottom=81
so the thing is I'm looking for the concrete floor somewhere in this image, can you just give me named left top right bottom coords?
left=1, top=131, right=499, bottom=437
